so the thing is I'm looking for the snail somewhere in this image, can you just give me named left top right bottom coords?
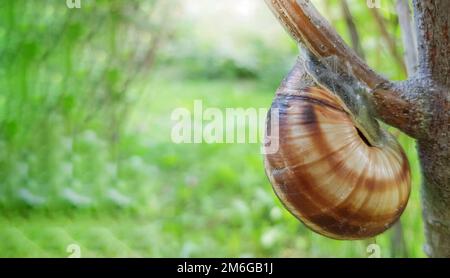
left=263, top=53, right=411, bottom=240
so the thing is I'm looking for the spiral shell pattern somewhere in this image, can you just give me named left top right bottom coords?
left=264, top=87, right=411, bottom=239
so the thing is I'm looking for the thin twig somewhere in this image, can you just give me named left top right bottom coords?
left=396, top=0, right=418, bottom=76
left=391, top=221, right=409, bottom=257
left=341, top=0, right=365, bottom=60
left=369, top=6, right=407, bottom=75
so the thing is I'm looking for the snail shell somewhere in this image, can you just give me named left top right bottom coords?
left=264, top=86, right=411, bottom=240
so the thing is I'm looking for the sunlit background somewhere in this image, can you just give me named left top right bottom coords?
left=0, top=0, right=423, bottom=257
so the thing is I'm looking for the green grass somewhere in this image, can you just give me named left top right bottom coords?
left=0, top=75, right=425, bottom=257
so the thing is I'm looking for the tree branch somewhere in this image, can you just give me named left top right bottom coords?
left=371, top=80, right=424, bottom=137
left=264, top=0, right=387, bottom=88
left=396, top=0, right=418, bottom=76
left=264, top=0, right=421, bottom=137
left=412, top=0, right=450, bottom=85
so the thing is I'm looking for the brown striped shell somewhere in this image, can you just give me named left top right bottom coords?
left=264, top=87, right=411, bottom=240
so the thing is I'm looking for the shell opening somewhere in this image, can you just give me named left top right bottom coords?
left=356, top=127, right=373, bottom=147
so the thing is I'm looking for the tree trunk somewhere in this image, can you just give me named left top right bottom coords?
left=412, top=0, right=450, bottom=257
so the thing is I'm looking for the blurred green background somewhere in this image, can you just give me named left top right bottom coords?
left=0, top=0, right=424, bottom=257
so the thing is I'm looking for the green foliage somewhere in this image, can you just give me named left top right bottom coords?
left=0, top=0, right=165, bottom=209
left=0, top=0, right=424, bottom=257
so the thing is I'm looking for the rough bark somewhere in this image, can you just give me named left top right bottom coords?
left=265, top=0, right=450, bottom=257
left=413, top=0, right=450, bottom=85
left=412, top=0, right=450, bottom=258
